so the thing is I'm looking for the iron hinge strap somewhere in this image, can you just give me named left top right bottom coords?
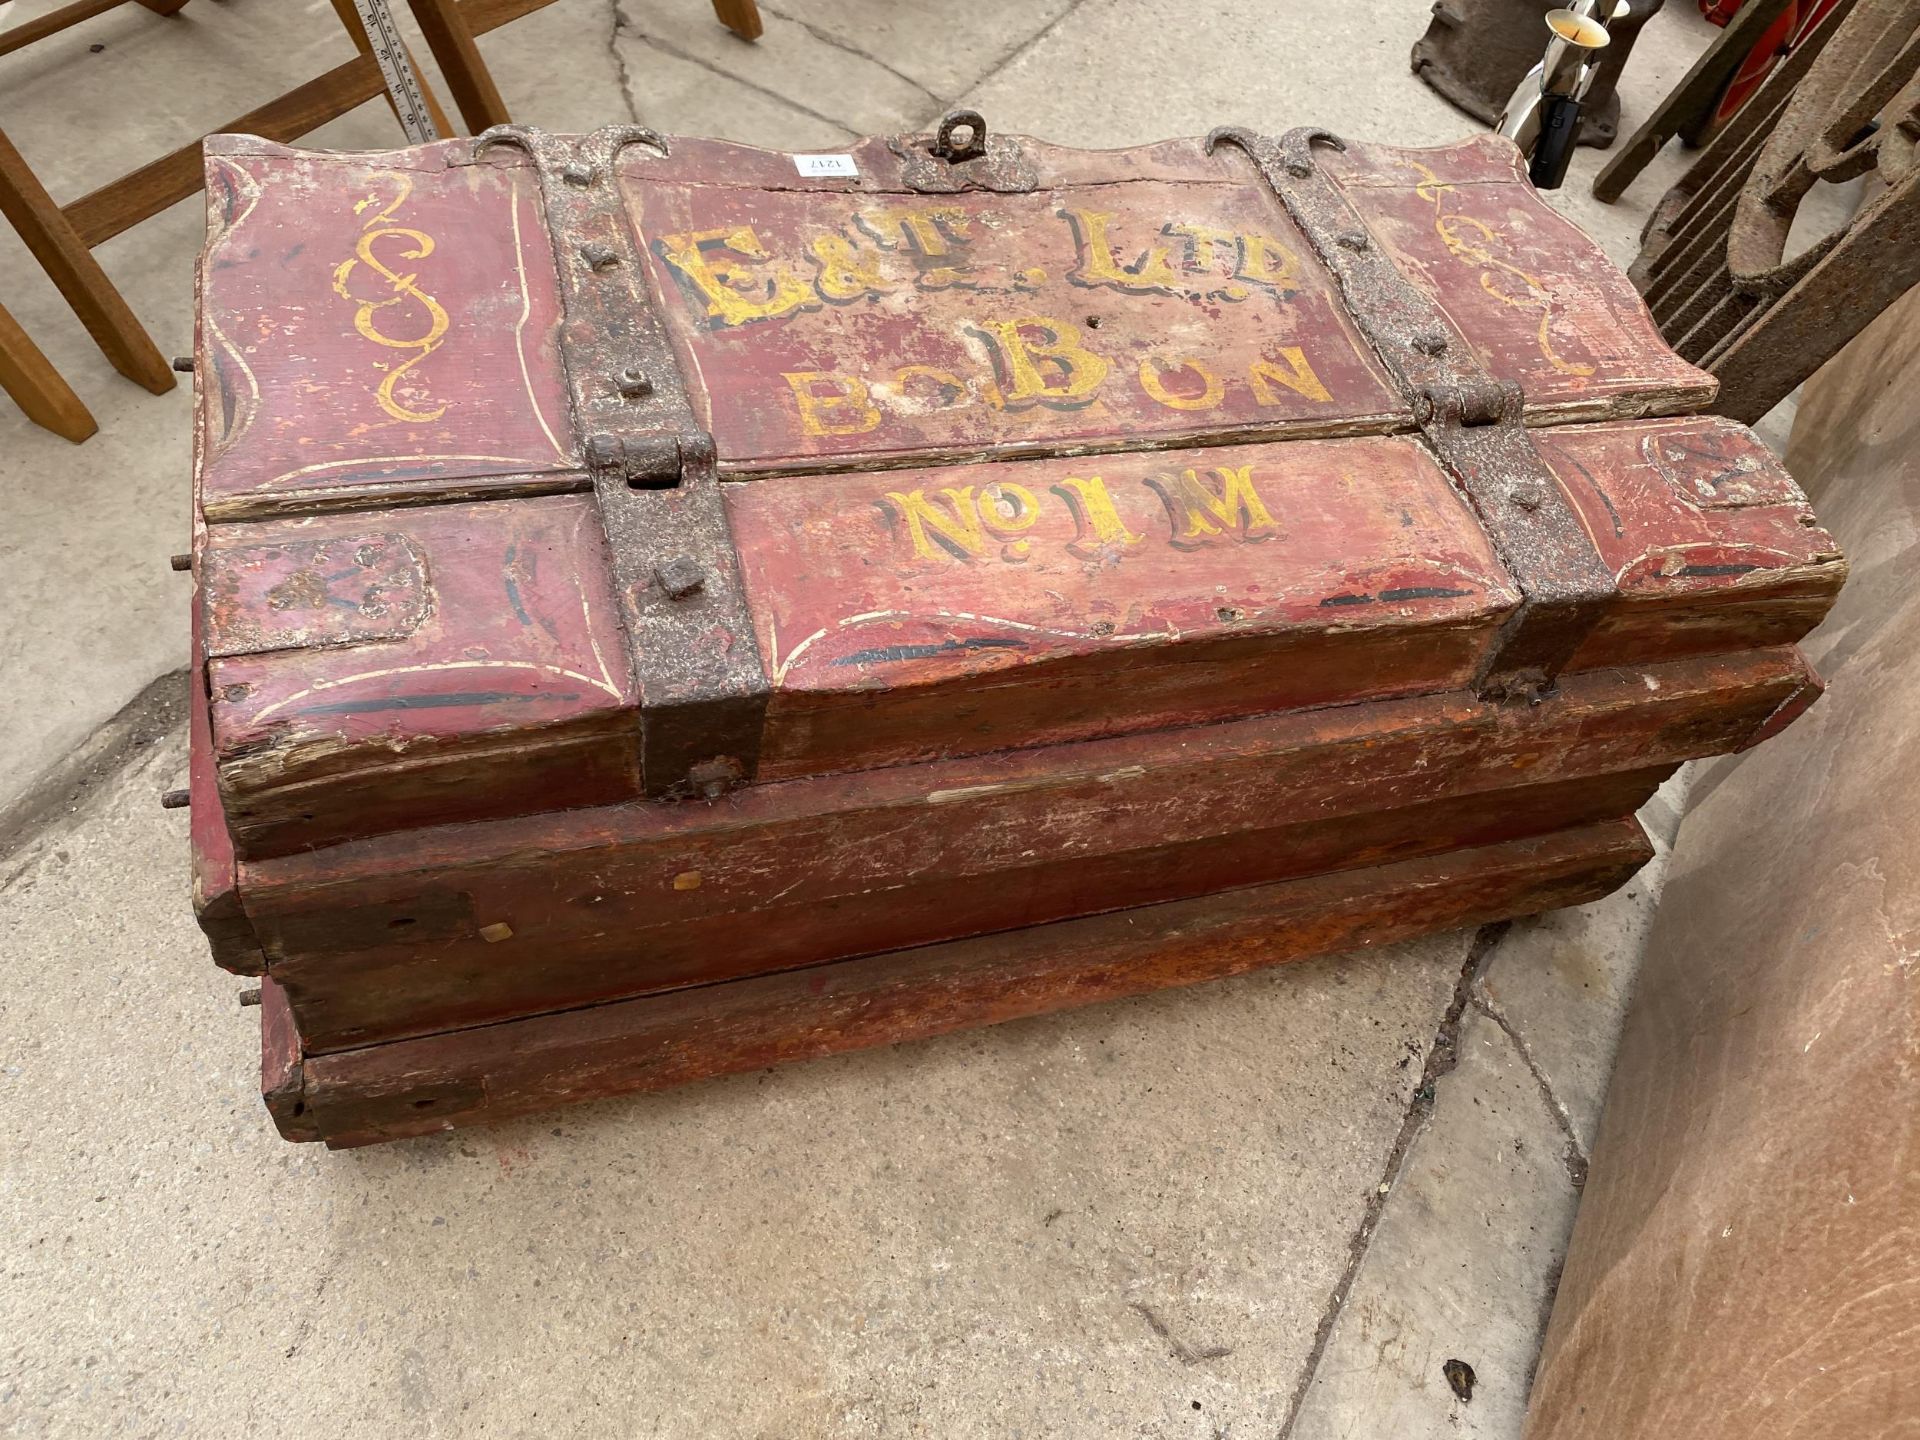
left=1208, top=125, right=1616, bottom=702
left=474, top=125, right=768, bottom=797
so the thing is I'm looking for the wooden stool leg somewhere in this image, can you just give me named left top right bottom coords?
left=327, top=0, right=456, bottom=138
left=405, top=0, right=512, bottom=132
left=0, top=128, right=174, bottom=396
left=0, top=301, right=99, bottom=443
left=712, top=0, right=763, bottom=41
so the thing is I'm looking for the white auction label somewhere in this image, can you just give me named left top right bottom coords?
left=793, top=153, right=859, bottom=178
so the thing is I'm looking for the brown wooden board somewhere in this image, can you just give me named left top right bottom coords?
left=240, top=646, right=1808, bottom=1053
left=201, top=493, right=639, bottom=854
left=271, top=819, right=1654, bottom=1147
left=1525, top=280, right=1920, bottom=1440
left=184, top=119, right=1846, bottom=1142
left=191, top=127, right=1843, bottom=857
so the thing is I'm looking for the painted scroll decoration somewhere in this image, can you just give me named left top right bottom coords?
left=331, top=174, right=451, bottom=425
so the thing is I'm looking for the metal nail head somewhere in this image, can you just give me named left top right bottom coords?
left=655, top=556, right=706, bottom=601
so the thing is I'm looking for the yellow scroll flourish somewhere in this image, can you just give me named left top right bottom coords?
left=1406, top=161, right=1593, bottom=379
left=333, top=176, right=451, bottom=423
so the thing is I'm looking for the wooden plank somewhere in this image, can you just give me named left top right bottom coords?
left=243, top=647, right=1806, bottom=1053
left=633, top=143, right=1406, bottom=473
left=709, top=0, right=761, bottom=41
left=282, top=818, right=1654, bottom=1146
left=406, top=0, right=512, bottom=132
left=734, top=432, right=1520, bottom=782
left=193, top=135, right=577, bottom=519
left=1322, top=136, right=1717, bottom=421
left=0, top=0, right=130, bottom=58
left=0, top=126, right=174, bottom=393
left=1526, top=281, right=1920, bottom=1440
left=729, top=415, right=1840, bottom=784
left=260, top=976, right=319, bottom=1142
left=189, top=598, right=265, bottom=977
left=201, top=495, right=641, bottom=855
left=0, top=300, right=96, bottom=442
left=61, top=0, right=557, bottom=248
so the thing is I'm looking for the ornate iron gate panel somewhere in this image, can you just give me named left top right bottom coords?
left=1630, top=0, right=1920, bottom=423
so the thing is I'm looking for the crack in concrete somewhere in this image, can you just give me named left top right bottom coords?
left=605, top=0, right=643, bottom=124
left=927, top=0, right=1091, bottom=128
left=757, top=0, right=950, bottom=108
left=1128, top=1301, right=1232, bottom=1366
left=1472, top=987, right=1591, bottom=1185
left=613, top=17, right=858, bottom=139
left=1272, top=920, right=1511, bottom=1440
left=0, top=668, right=188, bottom=872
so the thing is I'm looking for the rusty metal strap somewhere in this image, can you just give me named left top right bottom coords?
left=1209, top=126, right=1616, bottom=701
left=474, top=125, right=768, bottom=797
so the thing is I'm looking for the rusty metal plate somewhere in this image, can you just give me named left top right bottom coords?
left=201, top=532, right=430, bottom=657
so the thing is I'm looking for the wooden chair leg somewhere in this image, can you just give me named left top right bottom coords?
left=134, top=0, right=193, bottom=14
left=0, top=128, right=173, bottom=395
left=712, top=0, right=763, bottom=41
left=0, top=301, right=99, bottom=443
left=327, top=0, right=456, bottom=138
left=405, top=0, right=512, bottom=132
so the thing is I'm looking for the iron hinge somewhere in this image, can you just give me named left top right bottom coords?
left=474, top=124, right=769, bottom=795
left=1210, top=124, right=1616, bottom=702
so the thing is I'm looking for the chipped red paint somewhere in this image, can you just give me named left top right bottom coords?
left=197, top=137, right=575, bottom=520
left=629, top=153, right=1402, bottom=471
left=183, top=123, right=1847, bottom=1142
left=1320, top=137, right=1715, bottom=416
left=203, top=493, right=637, bottom=854
left=728, top=432, right=1517, bottom=778
left=1539, top=416, right=1847, bottom=668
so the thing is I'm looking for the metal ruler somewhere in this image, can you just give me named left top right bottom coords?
left=348, top=0, right=445, bottom=144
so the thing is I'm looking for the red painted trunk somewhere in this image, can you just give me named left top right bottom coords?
left=185, top=116, right=1844, bottom=1145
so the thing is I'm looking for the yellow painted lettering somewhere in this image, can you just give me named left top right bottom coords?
left=1248, top=347, right=1333, bottom=405
left=808, top=231, right=890, bottom=302
left=1138, top=355, right=1226, bottom=412
left=1061, top=208, right=1183, bottom=293
left=975, top=481, right=1041, bottom=560
left=967, top=316, right=1111, bottom=411
left=1054, top=476, right=1142, bottom=559
left=1146, top=464, right=1280, bottom=548
left=856, top=206, right=975, bottom=287
left=1237, top=233, right=1302, bottom=290
left=656, top=226, right=815, bottom=328
left=783, top=371, right=883, bottom=436
left=885, top=487, right=987, bottom=562
left=881, top=365, right=1002, bottom=415
left=1161, top=221, right=1241, bottom=270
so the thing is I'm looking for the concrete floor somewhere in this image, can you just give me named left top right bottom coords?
left=1, top=1, right=1723, bottom=1434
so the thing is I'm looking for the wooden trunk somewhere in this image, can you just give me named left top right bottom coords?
left=184, top=115, right=1845, bottom=1146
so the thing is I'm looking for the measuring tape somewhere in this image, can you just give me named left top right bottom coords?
left=348, top=0, right=445, bottom=144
